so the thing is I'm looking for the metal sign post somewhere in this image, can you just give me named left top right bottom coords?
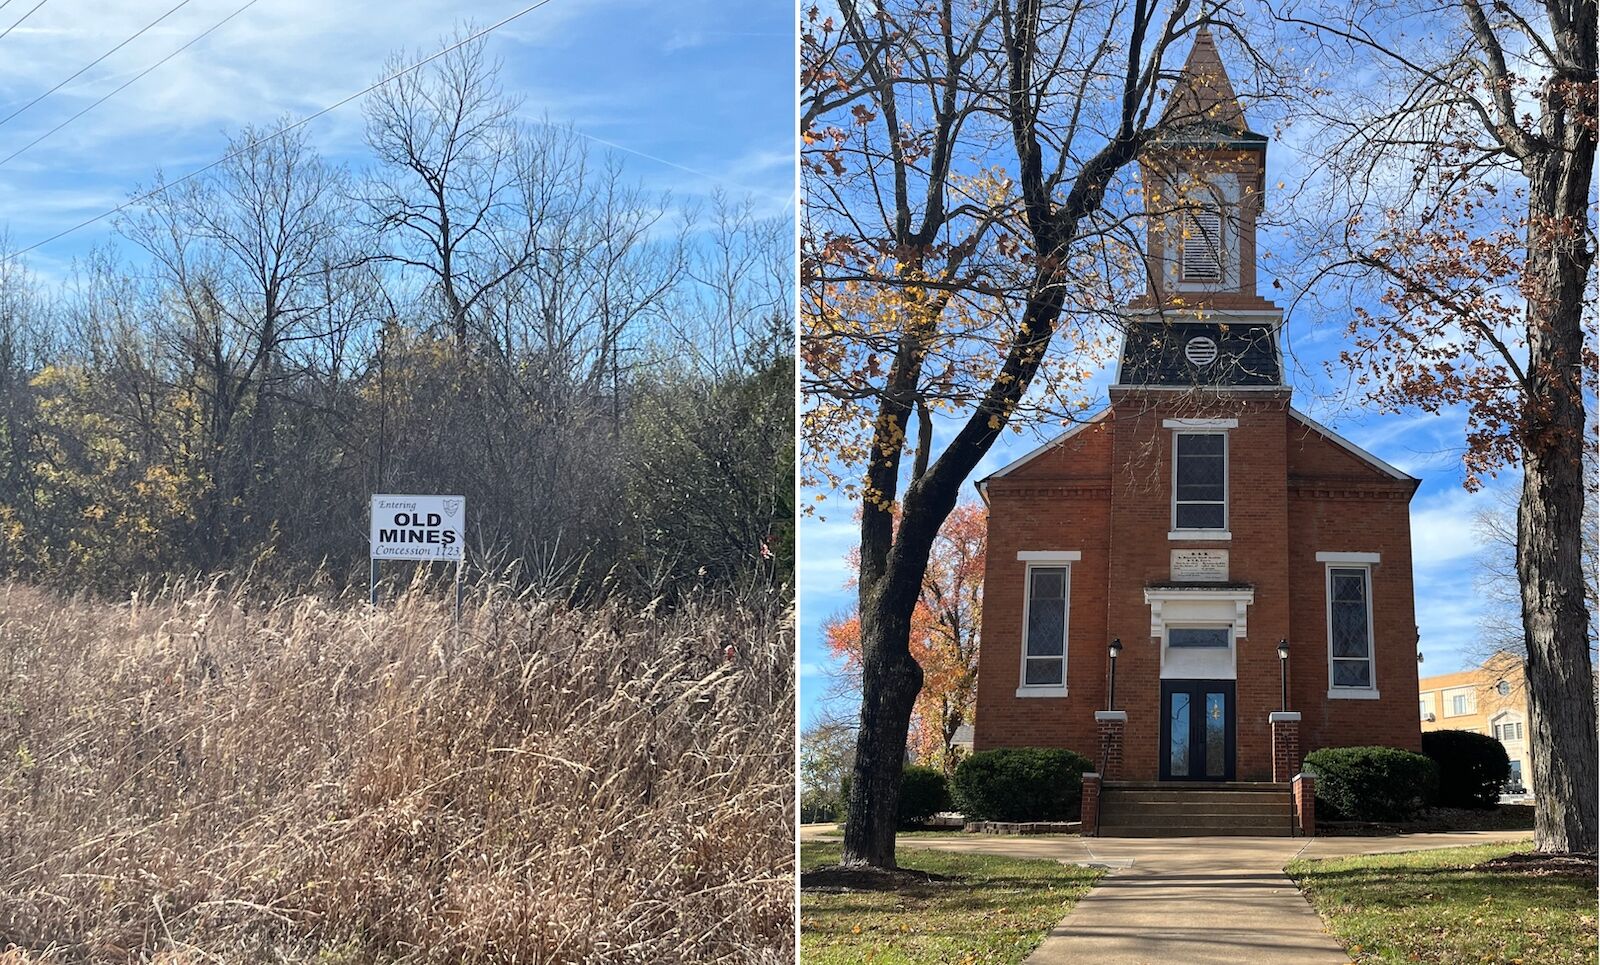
left=369, top=494, right=467, bottom=624
left=454, top=556, right=464, bottom=627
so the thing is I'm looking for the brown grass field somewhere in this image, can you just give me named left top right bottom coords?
left=0, top=579, right=794, bottom=963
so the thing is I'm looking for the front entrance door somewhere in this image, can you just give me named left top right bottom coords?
left=1160, top=679, right=1235, bottom=781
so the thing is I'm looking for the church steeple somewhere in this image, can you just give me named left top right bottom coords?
left=1117, top=26, right=1284, bottom=390
left=1132, top=25, right=1274, bottom=312
left=1160, top=25, right=1250, bottom=134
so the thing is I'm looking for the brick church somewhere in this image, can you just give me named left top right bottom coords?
left=971, top=30, right=1423, bottom=827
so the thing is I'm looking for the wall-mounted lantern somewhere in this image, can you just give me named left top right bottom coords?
left=1107, top=638, right=1123, bottom=711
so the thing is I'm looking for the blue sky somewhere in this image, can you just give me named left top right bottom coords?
left=0, top=0, right=794, bottom=277
left=798, top=33, right=1521, bottom=729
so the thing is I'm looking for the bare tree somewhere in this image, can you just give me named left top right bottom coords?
left=1277, top=0, right=1597, bottom=853
left=361, top=32, right=535, bottom=350
left=802, top=0, right=1280, bottom=867
left=1473, top=456, right=1598, bottom=671
left=118, top=121, right=350, bottom=565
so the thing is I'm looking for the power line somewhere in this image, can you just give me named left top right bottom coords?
left=0, top=0, right=52, bottom=44
left=0, top=0, right=265, bottom=168
left=4, top=0, right=560, bottom=263
left=0, top=0, right=197, bottom=130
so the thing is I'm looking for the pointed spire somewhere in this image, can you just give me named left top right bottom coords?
left=1161, top=25, right=1248, bottom=132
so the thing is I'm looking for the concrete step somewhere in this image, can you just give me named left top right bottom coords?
left=1103, top=790, right=1291, bottom=806
left=1106, top=781, right=1288, bottom=792
left=1100, top=811, right=1293, bottom=830
left=1099, top=802, right=1291, bottom=817
left=1100, top=824, right=1294, bottom=837
left=1096, top=781, right=1297, bottom=837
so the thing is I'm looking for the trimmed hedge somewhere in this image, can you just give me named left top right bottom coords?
left=952, top=747, right=1094, bottom=822
left=1421, top=729, right=1511, bottom=809
left=898, top=766, right=952, bottom=826
left=1304, top=746, right=1439, bottom=822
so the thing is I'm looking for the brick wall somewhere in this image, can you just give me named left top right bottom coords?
left=973, top=420, right=1111, bottom=757
left=973, top=394, right=1425, bottom=778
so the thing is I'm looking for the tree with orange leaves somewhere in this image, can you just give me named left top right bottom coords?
left=823, top=503, right=985, bottom=774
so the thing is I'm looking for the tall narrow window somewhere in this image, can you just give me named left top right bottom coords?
left=1328, top=566, right=1374, bottom=690
left=1181, top=208, right=1223, bottom=281
left=1173, top=432, right=1227, bottom=530
left=1022, top=565, right=1069, bottom=688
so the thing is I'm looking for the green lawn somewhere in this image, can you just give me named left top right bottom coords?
left=1288, top=840, right=1596, bottom=965
left=800, top=842, right=1102, bottom=964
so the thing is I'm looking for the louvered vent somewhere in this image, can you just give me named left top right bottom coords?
left=1182, top=209, right=1223, bottom=281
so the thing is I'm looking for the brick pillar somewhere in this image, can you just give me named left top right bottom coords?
left=1081, top=773, right=1102, bottom=836
left=1291, top=772, right=1316, bottom=836
left=1095, top=710, right=1127, bottom=781
left=1270, top=711, right=1302, bottom=783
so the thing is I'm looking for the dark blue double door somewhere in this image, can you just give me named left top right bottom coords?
left=1160, top=679, right=1235, bottom=781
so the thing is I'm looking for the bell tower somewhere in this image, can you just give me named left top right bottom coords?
left=1116, top=26, right=1284, bottom=389
left=1135, top=26, right=1277, bottom=313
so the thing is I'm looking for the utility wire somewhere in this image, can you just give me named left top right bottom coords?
left=0, top=0, right=51, bottom=43
left=0, top=0, right=197, bottom=130
left=4, top=0, right=559, bottom=263
left=0, top=0, right=265, bottom=168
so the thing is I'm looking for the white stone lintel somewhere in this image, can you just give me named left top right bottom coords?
left=1163, top=418, right=1239, bottom=429
left=1316, top=551, right=1380, bottom=564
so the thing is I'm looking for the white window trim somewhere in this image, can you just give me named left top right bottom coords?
left=1316, top=551, right=1381, bottom=564
left=1163, top=418, right=1239, bottom=430
left=1489, top=710, right=1524, bottom=743
left=1171, top=430, right=1229, bottom=535
left=1017, top=561, right=1071, bottom=698
left=1444, top=686, right=1475, bottom=717
left=1326, top=562, right=1379, bottom=699
left=1144, top=585, right=1255, bottom=638
left=1161, top=621, right=1239, bottom=679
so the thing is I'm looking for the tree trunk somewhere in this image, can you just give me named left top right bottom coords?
left=1517, top=146, right=1596, bottom=855
left=1520, top=449, right=1597, bottom=854
left=841, top=587, right=924, bottom=868
left=840, top=291, right=1064, bottom=866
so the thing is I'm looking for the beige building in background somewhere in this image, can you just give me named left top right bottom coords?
left=1418, top=652, right=1530, bottom=798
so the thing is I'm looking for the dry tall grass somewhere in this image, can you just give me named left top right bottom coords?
left=0, top=579, right=794, bottom=963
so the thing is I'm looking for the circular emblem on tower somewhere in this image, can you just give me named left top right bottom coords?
left=1185, top=335, right=1219, bottom=367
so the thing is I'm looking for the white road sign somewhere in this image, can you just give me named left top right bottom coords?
left=370, top=494, right=465, bottom=561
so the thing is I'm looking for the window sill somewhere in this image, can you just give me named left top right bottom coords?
left=1016, top=686, right=1068, bottom=698
left=1169, top=530, right=1231, bottom=541
left=1328, top=688, right=1381, bottom=700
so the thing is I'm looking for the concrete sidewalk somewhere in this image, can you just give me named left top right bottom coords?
left=894, top=831, right=1525, bottom=965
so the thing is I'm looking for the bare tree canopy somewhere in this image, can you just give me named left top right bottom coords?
left=0, top=34, right=794, bottom=604
left=802, top=0, right=1285, bottom=868
left=1270, top=0, right=1597, bottom=852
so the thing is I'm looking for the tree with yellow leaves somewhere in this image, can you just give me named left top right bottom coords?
left=803, top=0, right=1269, bottom=867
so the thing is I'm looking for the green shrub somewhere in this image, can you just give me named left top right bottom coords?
left=898, top=766, right=951, bottom=826
left=1304, top=746, right=1439, bottom=822
left=1421, top=729, right=1511, bottom=809
left=952, top=747, right=1093, bottom=822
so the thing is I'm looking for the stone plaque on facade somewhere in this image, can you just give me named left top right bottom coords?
left=1171, top=549, right=1228, bottom=582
